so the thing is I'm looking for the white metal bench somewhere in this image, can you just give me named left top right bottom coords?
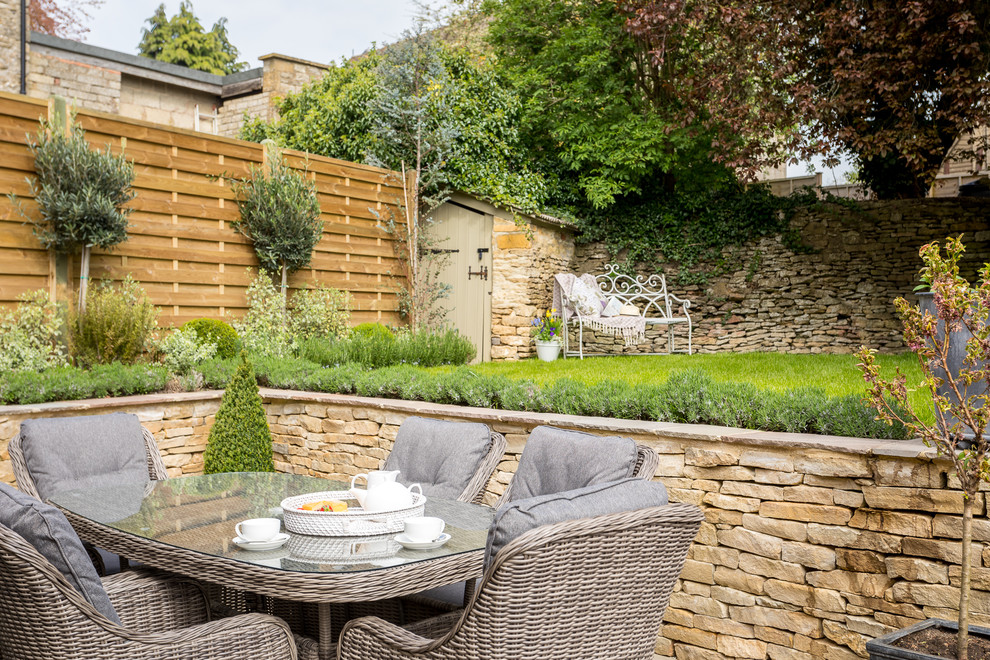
left=563, top=264, right=693, bottom=358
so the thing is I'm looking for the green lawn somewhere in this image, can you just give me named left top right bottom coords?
left=435, top=351, right=934, bottom=425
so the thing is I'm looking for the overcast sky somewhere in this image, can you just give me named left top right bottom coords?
left=83, top=0, right=423, bottom=67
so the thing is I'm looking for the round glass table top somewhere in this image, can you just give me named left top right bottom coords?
left=50, top=472, right=494, bottom=574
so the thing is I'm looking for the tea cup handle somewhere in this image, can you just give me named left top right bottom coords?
left=234, top=522, right=245, bottom=539
left=350, top=473, right=369, bottom=491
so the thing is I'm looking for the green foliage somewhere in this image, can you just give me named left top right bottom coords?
left=0, top=362, right=168, bottom=405
left=182, top=318, right=240, bottom=359
left=352, top=322, right=395, bottom=341
left=20, top=116, right=134, bottom=255
left=235, top=271, right=292, bottom=358
left=138, top=1, right=246, bottom=74
left=0, top=289, right=68, bottom=373
left=288, top=285, right=350, bottom=341
left=156, top=326, right=217, bottom=375
left=69, top=277, right=158, bottom=366
left=203, top=354, right=275, bottom=474
left=297, top=329, right=476, bottom=369
left=230, top=149, right=322, bottom=287
left=575, top=181, right=811, bottom=285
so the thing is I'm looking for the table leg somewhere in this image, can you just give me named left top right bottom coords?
left=318, top=602, right=335, bottom=660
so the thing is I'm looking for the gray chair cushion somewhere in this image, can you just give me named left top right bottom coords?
left=485, top=477, right=669, bottom=568
left=0, top=482, right=120, bottom=623
left=383, top=417, right=492, bottom=500
left=507, top=425, right=639, bottom=503
left=18, top=413, right=149, bottom=501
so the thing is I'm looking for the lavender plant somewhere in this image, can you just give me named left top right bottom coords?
left=859, top=236, right=990, bottom=660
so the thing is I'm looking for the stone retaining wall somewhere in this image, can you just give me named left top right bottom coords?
left=571, top=199, right=990, bottom=354
left=2, top=391, right=987, bottom=660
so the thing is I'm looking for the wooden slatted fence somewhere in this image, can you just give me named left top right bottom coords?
left=0, top=91, right=409, bottom=327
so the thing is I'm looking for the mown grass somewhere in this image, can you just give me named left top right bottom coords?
left=432, top=351, right=934, bottom=425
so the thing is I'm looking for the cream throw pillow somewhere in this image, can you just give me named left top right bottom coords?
left=568, top=277, right=605, bottom=316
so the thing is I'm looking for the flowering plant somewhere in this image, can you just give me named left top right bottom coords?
left=531, top=309, right=563, bottom=342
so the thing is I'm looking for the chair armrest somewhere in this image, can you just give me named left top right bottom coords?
left=103, top=568, right=210, bottom=632
left=667, top=293, right=691, bottom=310
left=338, top=615, right=446, bottom=659
left=116, top=612, right=297, bottom=660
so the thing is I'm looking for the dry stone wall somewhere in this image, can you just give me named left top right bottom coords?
left=491, top=217, right=575, bottom=360
left=572, top=199, right=990, bottom=354
left=0, top=0, right=20, bottom=93
left=2, top=390, right=986, bottom=660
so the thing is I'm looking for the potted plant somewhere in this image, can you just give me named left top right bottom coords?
left=531, top=309, right=563, bottom=361
left=859, top=236, right=990, bottom=660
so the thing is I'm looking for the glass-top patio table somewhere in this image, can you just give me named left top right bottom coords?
left=51, top=472, right=494, bottom=658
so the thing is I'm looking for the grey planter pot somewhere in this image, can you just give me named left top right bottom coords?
left=867, top=618, right=990, bottom=660
left=916, top=292, right=986, bottom=446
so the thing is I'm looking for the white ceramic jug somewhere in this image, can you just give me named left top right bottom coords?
left=350, top=470, right=422, bottom=512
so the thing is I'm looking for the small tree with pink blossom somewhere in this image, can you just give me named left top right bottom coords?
left=859, top=236, right=990, bottom=660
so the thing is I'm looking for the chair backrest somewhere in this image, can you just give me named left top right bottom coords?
left=381, top=417, right=506, bottom=504
left=427, top=502, right=703, bottom=660
left=497, top=426, right=659, bottom=506
left=10, top=414, right=168, bottom=501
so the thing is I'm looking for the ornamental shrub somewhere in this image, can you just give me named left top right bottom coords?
left=288, top=285, right=350, bottom=340
left=0, top=363, right=167, bottom=405
left=235, top=271, right=292, bottom=358
left=183, top=318, right=240, bottom=359
left=69, top=277, right=158, bottom=366
left=156, top=327, right=217, bottom=375
left=0, top=289, right=68, bottom=373
left=352, top=322, right=395, bottom=341
left=203, top=354, right=275, bottom=474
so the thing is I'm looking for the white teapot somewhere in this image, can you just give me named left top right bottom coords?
left=350, top=470, right=423, bottom=512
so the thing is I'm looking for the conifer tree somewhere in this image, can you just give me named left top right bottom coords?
left=203, top=354, right=275, bottom=473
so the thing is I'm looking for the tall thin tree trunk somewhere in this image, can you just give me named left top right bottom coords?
left=77, top=244, right=91, bottom=317
left=959, top=495, right=973, bottom=660
left=280, top=261, right=288, bottom=312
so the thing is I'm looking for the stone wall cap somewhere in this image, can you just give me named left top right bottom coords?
left=0, top=390, right=224, bottom=416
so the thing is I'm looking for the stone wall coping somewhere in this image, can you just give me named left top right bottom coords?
left=1, top=388, right=934, bottom=459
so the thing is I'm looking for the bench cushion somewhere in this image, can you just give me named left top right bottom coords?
left=0, top=482, right=120, bottom=623
left=383, top=417, right=492, bottom=500
left=18, top=413, right=149, bottom=501
left=485, top=477, right=669, bottom=567
left=507, top=426, right=639, bottom=503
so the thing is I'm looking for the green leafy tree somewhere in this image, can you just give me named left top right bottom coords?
left=138, top=1, right=246, bottom=75
left=17, top=115, right=135, bottom=316
left=230, top=145, right=323, bottom=301
left=203, top=354, right=275, bottom=474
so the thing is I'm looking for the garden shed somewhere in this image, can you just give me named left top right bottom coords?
left=431, top=193, right=576, bottom=361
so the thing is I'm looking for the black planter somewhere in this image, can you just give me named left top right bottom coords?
left=917, top=292, right=986, bottom=447
left=867, top=618, right=990, bottom=660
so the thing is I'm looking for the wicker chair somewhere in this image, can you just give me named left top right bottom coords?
left=0, top=522, right=298, bottom=659
left=496, top=440, right=659, bottom=506
left=336, top=502, right=703, bottom=660
left=10, top=423, right=169, bottom=499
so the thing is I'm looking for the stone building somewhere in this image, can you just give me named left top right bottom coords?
left=0, top=0, right=328, bottom=136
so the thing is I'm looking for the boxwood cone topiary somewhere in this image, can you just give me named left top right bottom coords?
left=203, top=354, right=275, bottom=474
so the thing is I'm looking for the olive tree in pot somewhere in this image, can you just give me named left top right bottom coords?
left=859, top=236, right=990, bottom=660
left=231, top=141, right=322, bottom=306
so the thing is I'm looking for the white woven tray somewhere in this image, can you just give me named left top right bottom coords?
left=287, top=533, right=401, bottom=564
left=280, top=490, right=427, bottom=536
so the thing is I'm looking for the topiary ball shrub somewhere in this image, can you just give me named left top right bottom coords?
left=203, top=353, right=275, bottom=474
left=183, top=318, right=241, bottom=359
left=352, top=322, right=395, bottom=341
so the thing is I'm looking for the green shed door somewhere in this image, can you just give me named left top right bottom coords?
left=432, top=203, right=493, bottom=363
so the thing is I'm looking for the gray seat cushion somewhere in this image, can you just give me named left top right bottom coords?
left=485, top=477, right=669, bottom=568
left=507, top=426, right=639, bottom=503
left=383, top=417, right=491, bottom=500
left=18, top=413, right=149, bottom=501
left=0, top=482, right=120, bottom=623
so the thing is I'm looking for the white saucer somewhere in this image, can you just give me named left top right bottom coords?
left=395, top=533, right=450, bottom=550
left=233, top=532, right=290, bottom=551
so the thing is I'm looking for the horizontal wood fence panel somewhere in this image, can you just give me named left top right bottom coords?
left=0, top=92, right=408, bottom=328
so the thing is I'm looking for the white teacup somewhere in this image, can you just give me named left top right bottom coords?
left=403, top=516, right=445, bottom=543
left=236, top=518, right=281, bottom=543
